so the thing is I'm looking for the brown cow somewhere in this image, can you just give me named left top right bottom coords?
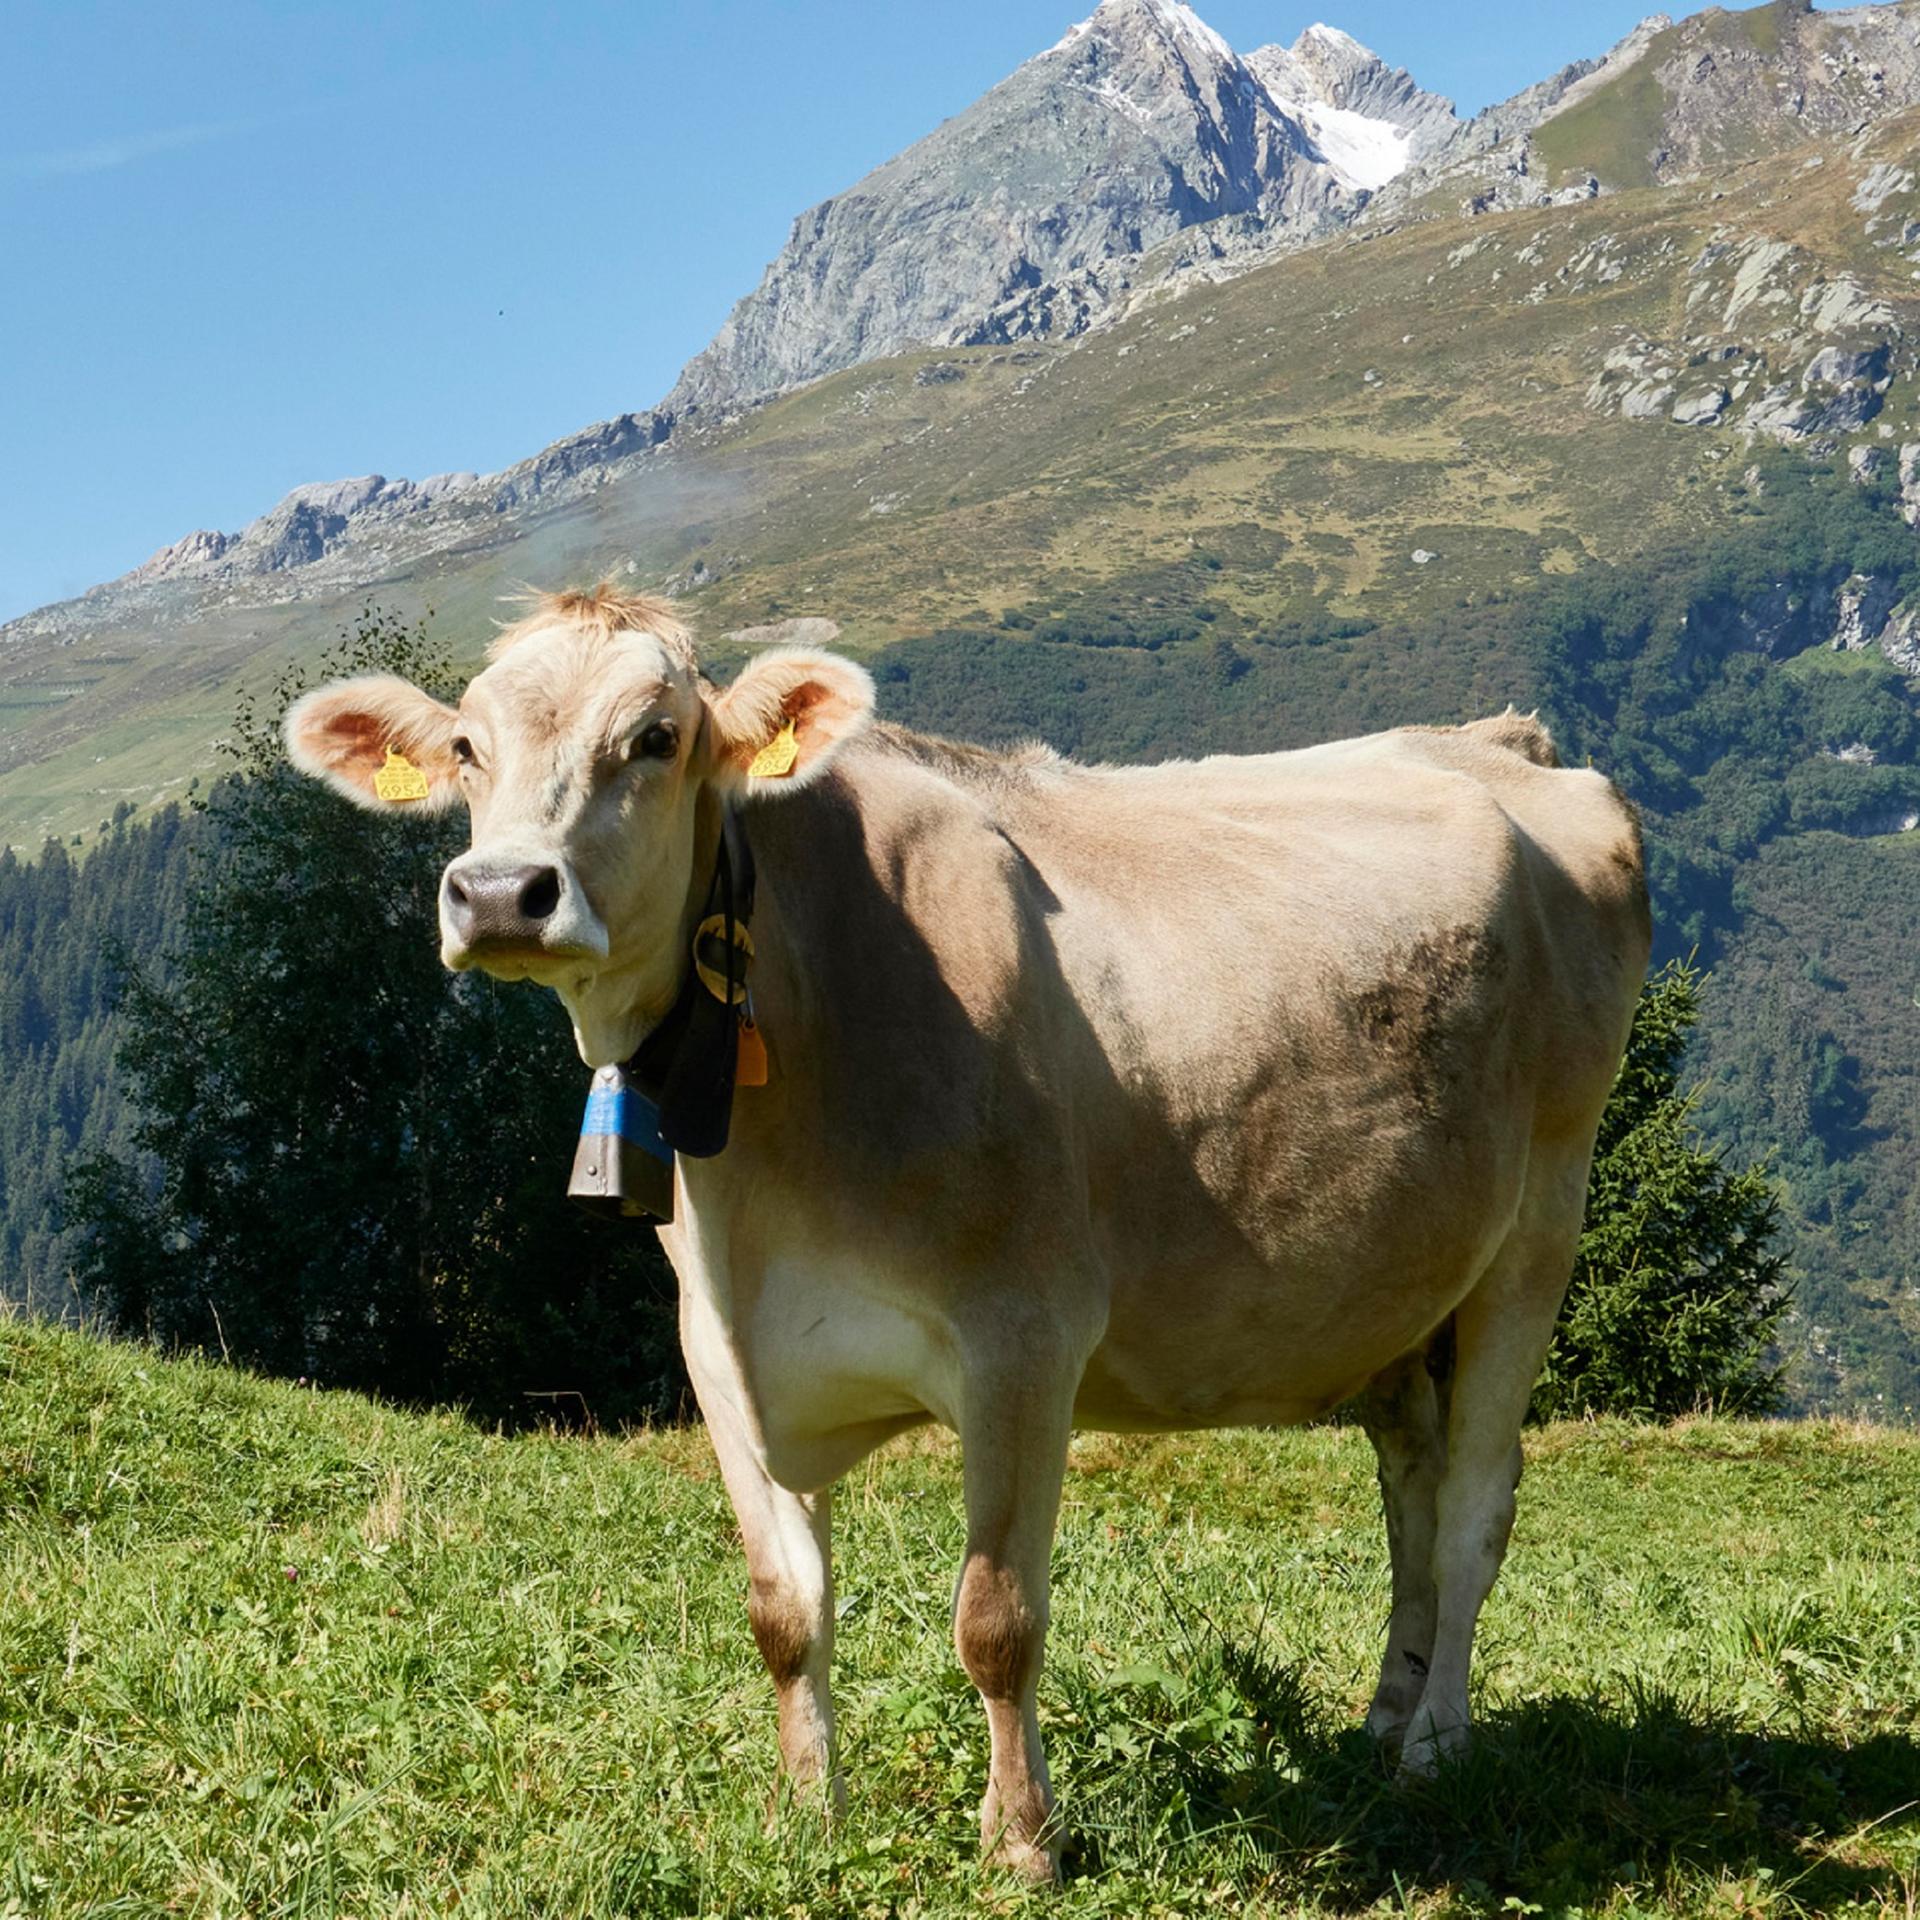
left=287, top=585, right=1649, bottom=1880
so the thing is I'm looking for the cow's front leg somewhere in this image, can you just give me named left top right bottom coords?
left=700, top=1385, right=841, bottom=1806
left=955, top=1378, right=1075, bottom=1883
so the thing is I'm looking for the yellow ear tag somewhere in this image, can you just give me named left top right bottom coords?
left=373, top=747, right=432, bottom=804
left=747, top=719, right=799, bottom=781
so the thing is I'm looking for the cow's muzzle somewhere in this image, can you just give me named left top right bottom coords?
left=440, top=857, right=607, bottom=972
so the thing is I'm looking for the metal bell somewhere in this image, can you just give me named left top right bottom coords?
left=567, top=1064, right=676, bottom=1222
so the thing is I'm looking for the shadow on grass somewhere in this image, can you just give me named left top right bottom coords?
left=1068, top=1642, right=1920, bottom=1909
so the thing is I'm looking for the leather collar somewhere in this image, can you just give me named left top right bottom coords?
left=623, top=805, right=756, bottom=1160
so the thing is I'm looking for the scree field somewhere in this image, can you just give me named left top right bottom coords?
left=4, top=1316, right=1920, bottom=1918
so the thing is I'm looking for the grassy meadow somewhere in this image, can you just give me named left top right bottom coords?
left=4, top=1319, right=1920, bottom=1917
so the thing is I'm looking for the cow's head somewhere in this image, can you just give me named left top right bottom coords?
left=285, top=587, right=874, bottom=1064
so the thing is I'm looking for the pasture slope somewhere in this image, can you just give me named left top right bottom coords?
left=4, top=1321, right=1920, bottom=1916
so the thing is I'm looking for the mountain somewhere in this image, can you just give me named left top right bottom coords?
left=11, top=4, right=1920, bottom=1405
left=664, top=2, right=1457, bottom=417
left=1394, top=1, right=1920, bottom=214
left=28, top=2, right=1920, bottom=669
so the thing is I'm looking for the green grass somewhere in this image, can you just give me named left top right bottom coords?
left=1779, top=643, right=1898, bottom=683
left=5, top=1319, right=1920, bottom=1916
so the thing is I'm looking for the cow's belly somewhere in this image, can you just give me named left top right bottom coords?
left=1073, top=1237, right=1494, bottom=1432
left=677, top=1046, right=1533, bottom=1477
left=1074, top=1079, right=1530, bottom=1429
left=674, top=1235, right=956, bottom=1493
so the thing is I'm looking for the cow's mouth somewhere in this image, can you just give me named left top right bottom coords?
left=444, top=935, right=597, bottom=981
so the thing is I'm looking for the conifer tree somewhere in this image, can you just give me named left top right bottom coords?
left=1534, top=963, right=1789, bottom=1420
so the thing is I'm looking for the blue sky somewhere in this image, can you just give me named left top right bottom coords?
left=0, top=1, right=1736, bottom=621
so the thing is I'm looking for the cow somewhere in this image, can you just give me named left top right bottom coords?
left=286, top=584, right=1650, bottom=1881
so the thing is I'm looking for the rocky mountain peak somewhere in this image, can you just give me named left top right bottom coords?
left=1053, top=0, right=1236, bottom=66
left=1289, top=22, right=1419, bottom=107
left=1246, top=24, right=1458, bottom=190
left=664, top=3, right=1448, bottom=419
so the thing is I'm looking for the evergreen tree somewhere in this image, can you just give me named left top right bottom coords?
left=64, top=608, right=683, bottom=1427
left=1534, top=962, right=1789, bottom=1421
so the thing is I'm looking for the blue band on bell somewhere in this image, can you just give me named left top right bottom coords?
left=580, top=1083, right=673, bottom=1165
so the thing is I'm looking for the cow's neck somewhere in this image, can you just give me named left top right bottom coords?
left=559, top=785, right=730, bottom=1069
left=720, top=771, right=852, bottom=1044
left=671, top=743, right=1032, bottom=1232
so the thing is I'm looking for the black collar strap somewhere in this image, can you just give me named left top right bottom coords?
left=625, top=804, right=756, bottom=1159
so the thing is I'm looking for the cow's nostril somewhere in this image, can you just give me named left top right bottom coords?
left=446, top=873, right=472, bottom=910
left=518, top=867, right=562, bottom=921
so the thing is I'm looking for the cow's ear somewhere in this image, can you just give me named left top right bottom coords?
left=704, top=648, right=875, bottom=799
left=284, top=675, right=465, bottom=813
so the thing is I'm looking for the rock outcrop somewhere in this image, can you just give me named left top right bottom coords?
left=121, top=472, right=481, bottom=588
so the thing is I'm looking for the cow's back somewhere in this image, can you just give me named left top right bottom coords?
left=980, top=717, right=1648, bottom=1427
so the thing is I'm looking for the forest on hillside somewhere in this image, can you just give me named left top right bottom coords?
left=4, top=452, right=1917, bottom=1413
left=0, top=807, right=198, bottom=1311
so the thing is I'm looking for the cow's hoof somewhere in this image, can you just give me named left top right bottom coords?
left=985, top=1831, right=1062, bottom=1886
left=1396, top=1710, right=1468, bottom=1781
left=764, top=1769, right=847, bottom=1831
left=981, top=1787, right=1063, bottom=1884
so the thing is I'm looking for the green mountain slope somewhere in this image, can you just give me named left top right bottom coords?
left=7, top=107, right=1920, bottom=850
left=1529, top=2, right=1920, bottom=193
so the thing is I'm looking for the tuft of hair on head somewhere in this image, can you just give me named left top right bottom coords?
left=490, top=581, right=696, bottom=668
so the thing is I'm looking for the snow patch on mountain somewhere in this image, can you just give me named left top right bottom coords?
left=1303, top=103, right=1415, bottom=190
left=1245, top=23, right=1458, bottom=193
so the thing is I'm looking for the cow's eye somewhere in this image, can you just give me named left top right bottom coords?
left=631, top=721, right=678, bottom=762
left=450, top=735, right=475, bottom=766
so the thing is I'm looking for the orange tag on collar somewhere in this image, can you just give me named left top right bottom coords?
left=736, top=1016, right=769, bottom=1087
left=747, top=719, right=799, bottom=781
left=373, top=747, right=431, bottom=803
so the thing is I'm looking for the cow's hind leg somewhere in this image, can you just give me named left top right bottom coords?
left=955, top=1366, right=1077, bottom=1883
left=1400, top=1167, right=1586, bottom=1777
left=1355, top=1331, right=1450, bottom=1745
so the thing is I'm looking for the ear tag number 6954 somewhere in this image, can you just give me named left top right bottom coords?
left=374, top=747, right=431, bottom=803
